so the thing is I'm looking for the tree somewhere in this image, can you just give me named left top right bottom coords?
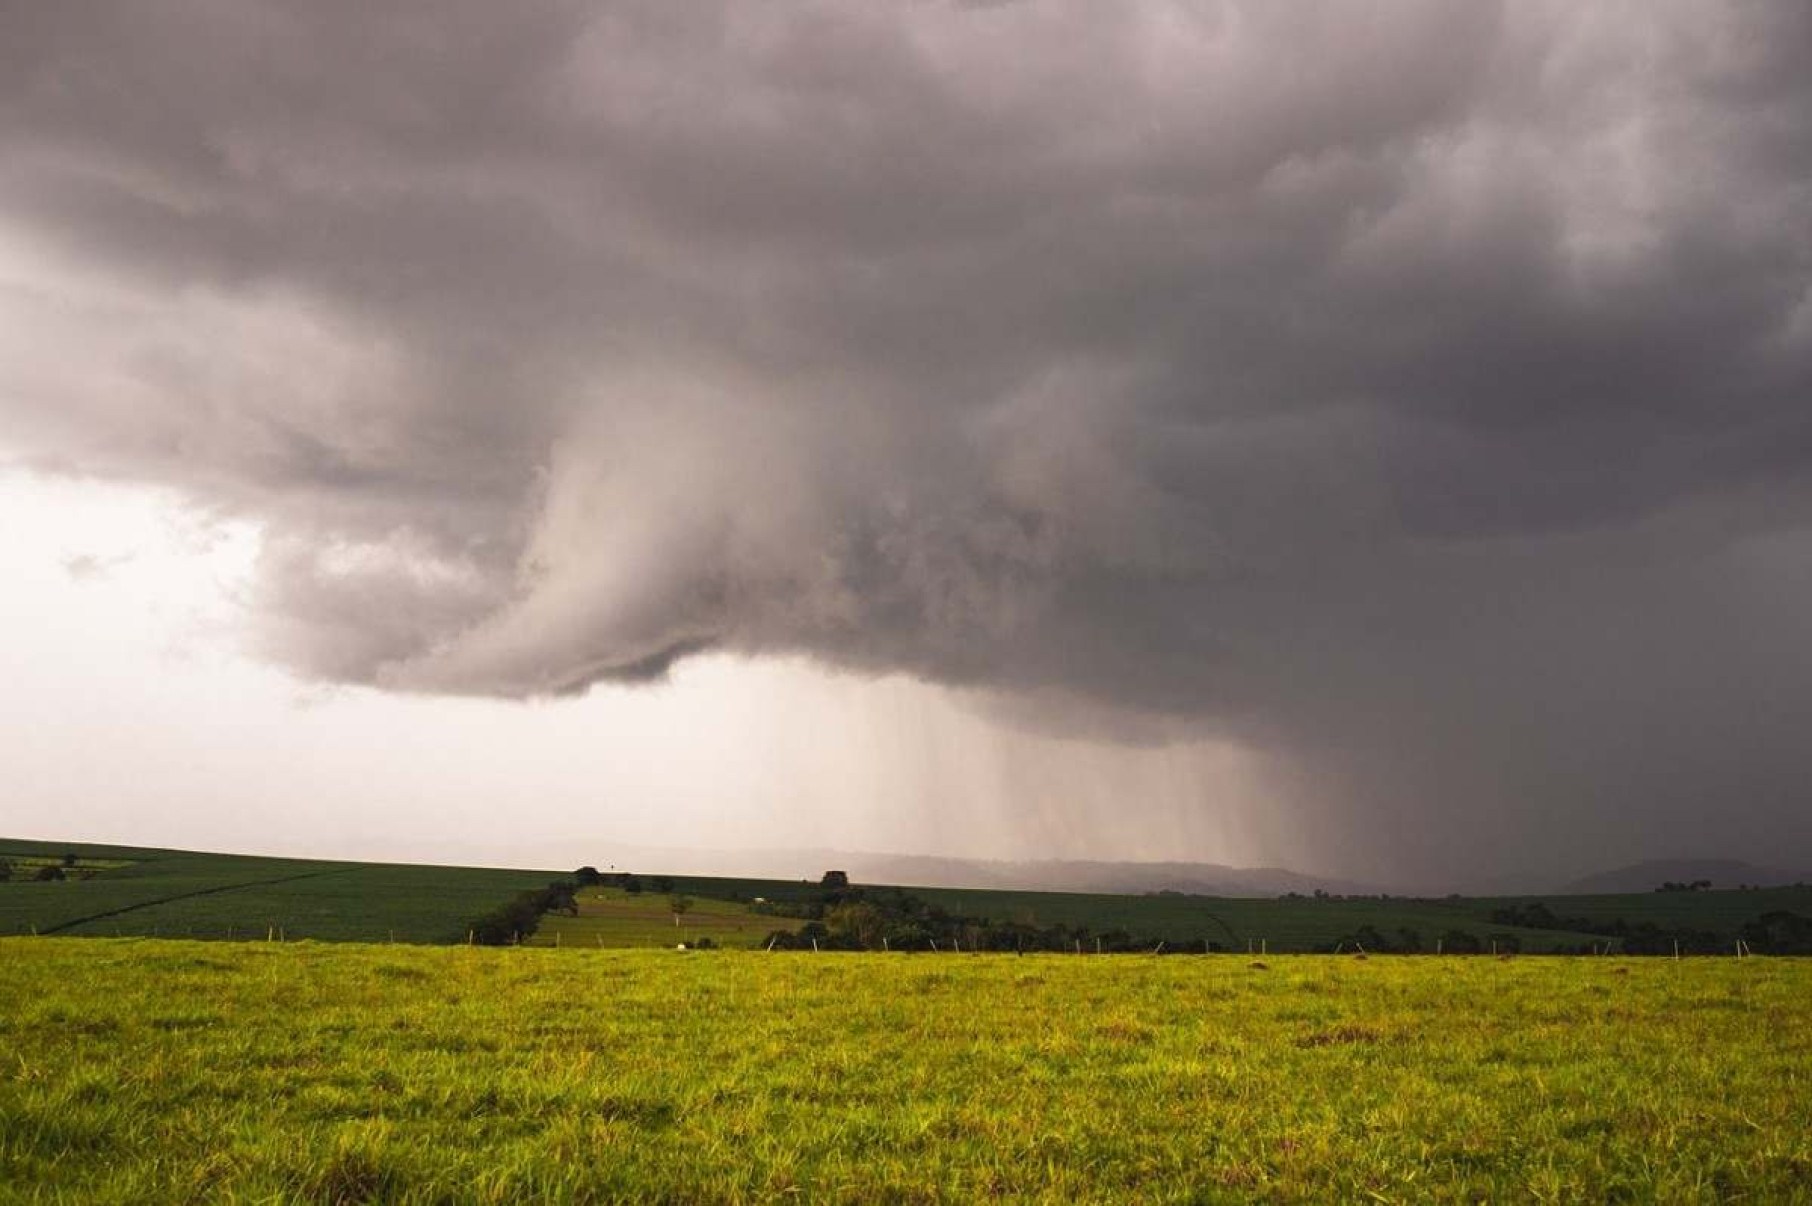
left=1741, top=911, right=1812, bottom=955
left=35, top=865, right=66, bottom=882
left=827, top=901, right=885, bottom=948
left=820, top=870, right=850, bottom=890
left=669, top=894, right=693, bottom=928
left=0, top=859, right=11, bottom=883
left=61, top=852, right=79, bottom=868
left=574, top=866, right=602, bottom=887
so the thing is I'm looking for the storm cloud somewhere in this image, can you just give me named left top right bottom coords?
left=4, top=1, right=1811, bottom=878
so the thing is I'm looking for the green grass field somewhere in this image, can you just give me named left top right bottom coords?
left=2, top=939, right=1808, bottom=1203
left=528, top=888, right=799, bottom=950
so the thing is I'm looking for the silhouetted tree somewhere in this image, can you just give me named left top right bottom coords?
left=1740, top=911, right=1812, bottom=955
left=1439, top=929, right=1482, bottom=954
left=574, top=866, right=602, bottom=887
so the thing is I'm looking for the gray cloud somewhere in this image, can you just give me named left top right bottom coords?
left=4, top=0, right=1811, bottom=881
left=61, top=552, right=131, bottom=582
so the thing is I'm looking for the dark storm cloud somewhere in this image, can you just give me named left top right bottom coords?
left=4, top=1, right=1811, bottom=879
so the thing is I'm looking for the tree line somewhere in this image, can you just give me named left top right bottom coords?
left=756, top=873, right=1224, bottom=953
left=465, top=880, right=579, bottom=945
left=458, top=866, right=1812, bottom=955
left=1488, top=900, right=1812, bottom=955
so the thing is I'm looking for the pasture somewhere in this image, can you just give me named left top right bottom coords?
left=3, top=938, right=1808, bottom=1202
left=528, top=888, right=798, bottom=949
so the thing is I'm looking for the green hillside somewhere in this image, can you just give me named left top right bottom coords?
left=5, top=838, right=1809, bottom=953
left=0, top=839, right=555, bottom=943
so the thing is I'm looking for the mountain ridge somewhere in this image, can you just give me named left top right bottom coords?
left=1557, top=858, right=1809, bottom=895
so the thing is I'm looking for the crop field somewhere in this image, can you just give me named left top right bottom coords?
left=3, top=939, right=1809, bottom=1203
left=0, top=842, right=557, bottom=943
left=892, top=887, right=1604, bottom=953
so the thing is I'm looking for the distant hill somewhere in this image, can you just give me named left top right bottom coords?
left=833, top=853, right=1386, bottom=898
left=1558, top=858, right=1809, bottom=895
left=554, top=842, right=1386, bottom=898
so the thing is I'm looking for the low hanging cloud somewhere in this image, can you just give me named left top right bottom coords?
left=4, top=1, right=1811, bottom=875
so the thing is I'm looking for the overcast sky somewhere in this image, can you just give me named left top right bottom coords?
left=3, top=2, right=1810, bottom=888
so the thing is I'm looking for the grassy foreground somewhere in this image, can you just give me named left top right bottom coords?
left=3, top=941, right=1809, bottom=1203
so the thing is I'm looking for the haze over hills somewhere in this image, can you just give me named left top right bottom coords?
left=559, top=845, right=1811, bottom=899
left=516, top=842, right=1464, bottom=898
left=389, top=838, right=1392, bottom=897
left=1558, top=859, right=1810, bottom=896
left=17, top=830, right=1805, bottom=900
left=774, top=852, right=1389, bottom=899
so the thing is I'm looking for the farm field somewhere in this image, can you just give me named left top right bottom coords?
left=5, top=838, right=1809, bottom=953
left=668, top=876, right=1812, bottom=954
left=890, top=886, right=1604, bottom=953
left=2, top=939, right=1808, bottom=1203
left=528, top=887, right=799, bottom=949
left=0, top=840, right=557, bottom=944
